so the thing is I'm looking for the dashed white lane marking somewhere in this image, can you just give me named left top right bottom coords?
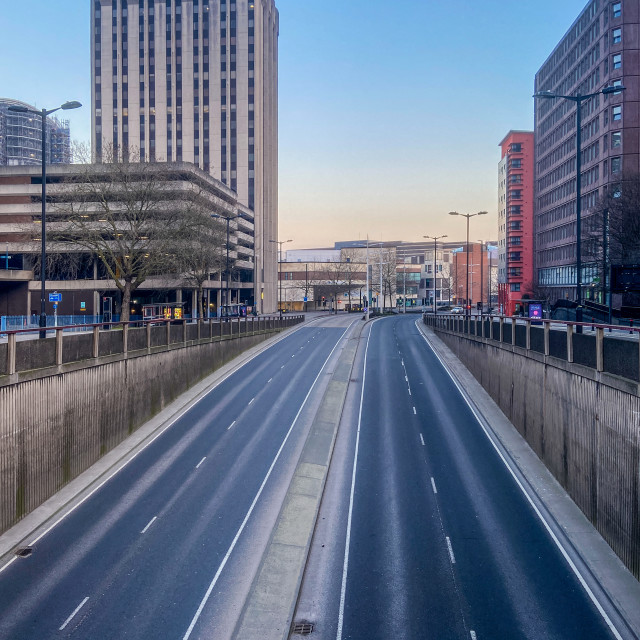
left=446, top=537, right=456, bottom=564
left=405, top=376, right=408, bottom=382
left=196, top=457, right=206, bottom=469
left=420, top=434, right=425, bottom=446
left=141, top=516, right=157, bottom=534
left=291, top=354, right=295, bottom=358
left=470, top=632, right=478, bottom=640
left=267, top=378, right=272, bottom=383
left=227, top=420, right=236, bottom=430
left=431, top=477, right=437, bottom=494
left=408, top=388, right=412, bottom=396
left=248, top=398, right=255, bottom=405
left=413, top=407, right=417, bottom=415
left=281, top=365, right=285, bottom=369
left=59, top=597, right=89, bottom=630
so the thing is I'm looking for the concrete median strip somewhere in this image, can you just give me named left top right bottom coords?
left=233, top=325, right=361, bottom=640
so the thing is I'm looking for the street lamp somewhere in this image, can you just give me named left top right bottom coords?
left=8, top=100, right=81, bottom=337
left=424, top=234, right=447, bottom=313
left=269, top=238, right=292, bottom=317
left=448, top=211, right=487, bottom=316
left=211, top=213, right=240, bottom=317
left=534, top=84, right=625, bottom=331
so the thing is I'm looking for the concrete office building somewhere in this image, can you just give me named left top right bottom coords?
left=534, top=0, right=638, bottom=301
left=498, top=131, right=535, bottom=315
left=0, top=99, right=72, bottom=166
left=91, top=0, right=279, bottom=312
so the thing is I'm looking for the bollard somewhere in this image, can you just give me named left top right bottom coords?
left=630, top=319, right=634, bottom=335
left=591, top=317, right=595, bottom=331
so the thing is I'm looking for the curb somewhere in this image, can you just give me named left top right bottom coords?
left=233, top=322, right=363, bottom=640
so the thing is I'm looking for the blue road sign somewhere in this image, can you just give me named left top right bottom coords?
left=48, top=293, right=62, bottom=302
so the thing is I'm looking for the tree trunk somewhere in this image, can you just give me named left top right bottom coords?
left=197, top=284, right=204, bottom=319
left=121, top=281, right=132, bottom=322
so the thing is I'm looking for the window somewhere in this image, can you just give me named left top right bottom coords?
left=612, top=156, right=621, bottom=173
left=613, top=2, right=621, bottom=18
left=613, top=78, right=623, bottom=94
left=510, top=143, right=522, bottom=153
left=613, top=105, right=622, bottom=120
left=613, top=53, right=622, bottom=69
left=612, top=131, right=622, bottom=147
left=510, top=283, right=521, bottom=292
left=612, top=28, right=622, bottom=44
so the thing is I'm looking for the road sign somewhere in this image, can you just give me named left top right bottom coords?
left=48, top=293, right=62, bottom=302
left=303, top=297, right=308, bottom=302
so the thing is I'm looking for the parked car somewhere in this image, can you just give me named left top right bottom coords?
left=451, top=306, right=464, bottom=314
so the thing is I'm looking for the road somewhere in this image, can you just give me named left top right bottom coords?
left=295, top=315, right=622, bottom=640
left=0, top=316, right=355, bottom=639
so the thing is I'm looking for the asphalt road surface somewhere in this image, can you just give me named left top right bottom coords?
left=295, top=315, right=621, bottom=640
left=0, top=317, right=354, bottom=640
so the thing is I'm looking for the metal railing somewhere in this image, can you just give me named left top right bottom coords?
left=424, top=313, right=640, bottom=382
left=1, top=315, right=305, bottom=379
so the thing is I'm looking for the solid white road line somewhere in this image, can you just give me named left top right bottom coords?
left=337, top=324, right=373, bottom=640
left=446, top=537, right=456, bottom=564
left=415, top=319, right=624, bottom=640
left=183, top=322, right=355, bottom=640
left=431, top=477, right=438, bottom=494
left=196, top=457, right=206, bottom=469
left=227, top=421, right=236, bottom=431
left=420, top=434, right=425, bottom=447
left=141, top=516, right=157, bottom=534
left=413, top=407, right=417, bottom=415
left=248, top=398, right=255, bottom=405
left=59, top=597, right=89, bottom=631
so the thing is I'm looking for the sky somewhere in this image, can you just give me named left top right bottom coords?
left=0, top=0, right=590, bottom=249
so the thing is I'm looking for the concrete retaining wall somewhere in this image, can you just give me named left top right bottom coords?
left=0, top=322, right=299, bottom=535
left=430, top=325, right=640, bottom=580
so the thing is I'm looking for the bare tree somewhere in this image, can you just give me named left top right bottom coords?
left=50, top=146, right=219, bottom=321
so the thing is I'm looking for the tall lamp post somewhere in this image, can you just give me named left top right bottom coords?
left=211, top=213, right=240, bottom=317
left=534, top=84, right=625, bottom=331
left=270, top=238, right=292, bottom=317
left=424, top=234, right=447, bottom=313
left=8, top=101, right=82, bottom=337
left=448, top=211, right=487, bottom=316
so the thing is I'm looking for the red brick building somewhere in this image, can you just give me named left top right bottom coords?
left=498, top=131, right=535, bottom=315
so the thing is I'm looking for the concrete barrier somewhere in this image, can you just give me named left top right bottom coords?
left=0, top=317, right=304, bottom=535
left=424, top=315, right=640, bottom=580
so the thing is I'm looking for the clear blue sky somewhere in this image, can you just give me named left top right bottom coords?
left=1, top=0, right=589, bottom=247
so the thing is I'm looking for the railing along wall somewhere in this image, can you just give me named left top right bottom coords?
left=0, top=315, right=304, bottom=536
left=0, top=316, right=304, bottom=383
left=424, top=313, right=640, bottom=382
left=423, top=312, right=640, bottom=580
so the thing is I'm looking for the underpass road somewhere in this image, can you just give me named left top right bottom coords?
left=0, top=316, right=356, bottom=640
left=295, top=315, right=621, bottom=640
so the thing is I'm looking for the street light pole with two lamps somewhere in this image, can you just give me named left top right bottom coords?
left=8, top=101, right=82, bottom=337
left=270, top=239, right=292, bottom=317
left=533, top=84, right=625, bottom=331
left=424, top=234, right=448, bottom=313
left=448, top=211, right=487, bottom=316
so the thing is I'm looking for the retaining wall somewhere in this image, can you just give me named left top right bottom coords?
left=0, top=317, right=303, bottom=535
left=425, top=318, right=640, bottom=580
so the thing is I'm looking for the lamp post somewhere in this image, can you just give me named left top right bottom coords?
left=424, top=234, right=448, bottom=313
left=211, top=213, right=240, bottom=317
left=448, top=211, right=487, bottom=316
left=270, top=238, right=292, bottom=317
left=534, top=84, right=625, bottom=331
left=8, top=101, right=81, bottom=337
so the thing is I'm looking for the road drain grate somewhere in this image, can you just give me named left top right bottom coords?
left=291, top=621, right=314, bottom=635
left=15, top=547, right=32, bottom=558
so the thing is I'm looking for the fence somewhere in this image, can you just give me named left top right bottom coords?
left=0, top=314, right=304, bottom=535
left=424, top=314, right=640, bottom=382
left=423, top=312, right=640, bottom=580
